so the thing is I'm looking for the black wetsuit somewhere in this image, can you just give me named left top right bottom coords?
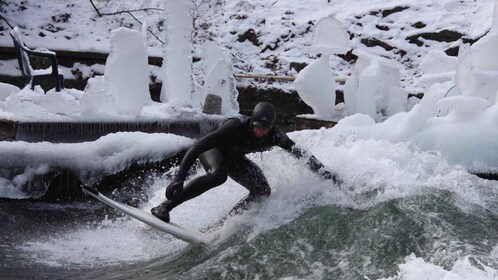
left=168, top=116, right=325, bottom=210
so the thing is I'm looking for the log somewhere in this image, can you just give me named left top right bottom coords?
left=234, top=73, right=296, bottom=81
left=234, top=73, right=346, bottom=83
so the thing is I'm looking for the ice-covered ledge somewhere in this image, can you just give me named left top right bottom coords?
left=0, top=23, right=233, bottom=143
left=0, top=85, right=228, bottom=143
left=0, top=114, right=226, bottom=143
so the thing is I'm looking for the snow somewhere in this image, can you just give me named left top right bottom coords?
left=1, top=1, right=498, bottom=278
left=0, top=0, right=491, bottom=93
left=0, top=0, right=496, bottom=173
left=492, top=0, right=498, bottom=34
left=380, top=254, right=497, bottom=280
left=0, top=82, right=19, bottom=101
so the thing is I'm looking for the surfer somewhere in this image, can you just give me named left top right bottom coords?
left=151, top=102, right=336, bottom=222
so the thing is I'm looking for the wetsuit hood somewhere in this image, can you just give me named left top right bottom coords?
left=249, top=102, right=276, bottom=143
left=251, top=102, right=276, bottom=128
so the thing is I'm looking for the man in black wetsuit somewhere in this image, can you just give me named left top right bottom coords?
left=151, top=102, right=335, bottom=222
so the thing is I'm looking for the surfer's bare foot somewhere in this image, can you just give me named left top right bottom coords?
left=151, top=200, right=172, bottom=223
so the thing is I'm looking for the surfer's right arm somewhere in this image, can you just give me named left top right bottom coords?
left=275, top=129, right=337, bottom=182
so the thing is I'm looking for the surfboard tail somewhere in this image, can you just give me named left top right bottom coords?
left=82, top=186, right=98, bottom=195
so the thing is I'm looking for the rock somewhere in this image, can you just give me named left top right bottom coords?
left=202, top=94, right=222, bottom=115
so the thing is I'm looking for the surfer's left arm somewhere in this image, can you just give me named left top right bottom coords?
left=275, top=130, right=337, bottom=182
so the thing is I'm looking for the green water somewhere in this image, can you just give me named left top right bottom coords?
left=2, top=184, right=498, bottom=280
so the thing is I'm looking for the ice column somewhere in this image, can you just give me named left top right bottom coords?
left=492, top=0, right=498, bottom=34
left=456, top=3, right=498, bottom=104
left=419, top=50, right=457, bottom=86
left=344, top=49, right=406, bottom=119
left=104, top=27, right=151, bottom=116
left=160, top=0, right=195, bottom=107
left=355, top=59, right=380, bottom=118
left=453, top=0, right=498, bottom=105
left=294, top=16, right=350, bottom=120
left=308, top=16, right=350, bottom=55
left=294, top=55, right=337, bottom=119
left=201, top=41, right=239, bottom=115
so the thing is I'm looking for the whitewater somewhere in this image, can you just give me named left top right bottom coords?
left=1, top=127, right=497, bottom=279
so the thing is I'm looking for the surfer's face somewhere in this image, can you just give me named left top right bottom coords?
left=253, top=126, right=270, bottom=138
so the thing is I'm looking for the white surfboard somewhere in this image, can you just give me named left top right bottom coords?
left=82, top=186, right=210, bottom=245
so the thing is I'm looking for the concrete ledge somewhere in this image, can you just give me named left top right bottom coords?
left=0, top=46, right=163, bottom=66
left=0, top=118, right=223, bottom=143
left=0, top=120, right=16, bottom=141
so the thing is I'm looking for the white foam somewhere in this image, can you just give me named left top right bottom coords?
left=15, top=129, right=498, bottom=267
left=380, top=254, right=497, bottom=280
left=20, top=217, right=185, bottom=267
left=19, top=172, right=247, bottom=267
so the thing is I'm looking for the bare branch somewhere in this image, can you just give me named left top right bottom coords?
left=0, top=13, right=15, bottom=29
left=234, top=73, right=296, bottom=81
left=234, top=73, right=347, bottom=83
left=99, top=8, right=164, bottom=16
left=88, top=0, right=102, bottom=17
left=126, top=12, right=164, bottom=44
left=88, top=0, right=164, bottom=16
left=86, top=0, right=164, bottom=44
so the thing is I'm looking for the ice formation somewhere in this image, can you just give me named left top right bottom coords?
left=201, top=41, right=239, bottom=115
left=344, top=49, right=407, bottom=119
left=104, top=27, right=151, bottom=116
left=160, top=0, right=195, bottom=107
left=294, top=54, right=337, bottom=120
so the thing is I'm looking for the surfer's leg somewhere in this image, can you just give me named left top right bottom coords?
left=152, top=148, right=227, bottom=222
left=227, top=156, right=271, bottom=213
left=175, top=148, right=228, bottom=204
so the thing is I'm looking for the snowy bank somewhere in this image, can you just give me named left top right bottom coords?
left=0, top=132, right=193, bottom=199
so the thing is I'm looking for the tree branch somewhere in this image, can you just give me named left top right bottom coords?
left=0, top=13, right=15, bottom=29
left=126, top=12, right=164, bottom=44
left=87, top=0, right=164, bottom=17
left=88, top=0, right=102, bottom=17
left=99, top=8, right=164, bottom=16
left=87, top=0, right=164, bottom=44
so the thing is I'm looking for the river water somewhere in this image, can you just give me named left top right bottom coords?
left=1, top=137, right=498, bottom=279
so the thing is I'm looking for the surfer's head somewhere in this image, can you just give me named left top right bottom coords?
left=250, top=102, right=276, bottom=140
